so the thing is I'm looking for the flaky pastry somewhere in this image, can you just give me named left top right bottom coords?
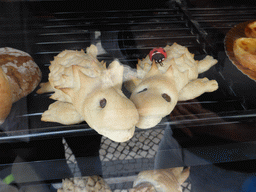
left=245, top=21, right=256, bottom=38
left=233, top=37, right=256, bottom=71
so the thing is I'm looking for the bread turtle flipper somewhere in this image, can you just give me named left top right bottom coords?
left=178, top=77, right=218, bottom=101
left=37, top=82, right=55, bottom=94
left=41, top=101, right=84, bottom=125
left=197, top=55, right=218, bottom=74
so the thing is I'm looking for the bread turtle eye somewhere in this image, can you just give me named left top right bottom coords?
left=137, top=88, right=148, bottom=94
left=162, top=93, right=171, bottom=102
left=100, top=98, right=107, bottom=108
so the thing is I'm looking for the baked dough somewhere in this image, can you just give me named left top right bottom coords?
left=132, top=167, right=190, bottom=192
left=124, top=43, right=218, bottom=129
left=0, top=67, right=12, bottom=124
left=233, top=37, right=256, bottom=71
left=0, top=47, right=42, bottom=103
left=58, top=175, right=112, bottom=192
left=245, top=21, right=256, bottom=38
left=130, top=182, right=156, bottom=192
left=0, top=47, right=41, bottom=124
left=37, top=45, right=139, bottom=142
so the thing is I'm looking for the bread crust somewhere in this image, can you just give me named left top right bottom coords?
left=233, top=38, right=256, bottom=71
left=0, top=47, right=42, bottom=103
left=0, top=48, right=41, bottom=124
left=0, top=67, right=12, bottom=124
left=133, top=167, right=190, bottom=192
left=245, top=21, right=256, bottom=38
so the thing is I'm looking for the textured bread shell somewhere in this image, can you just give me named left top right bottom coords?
left=58, top=175, right=112, bottom=192
left=0, top=47, right=42, bottom=103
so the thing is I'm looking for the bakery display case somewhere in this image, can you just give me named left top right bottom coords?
left=0, top=0, right=256, bottom=191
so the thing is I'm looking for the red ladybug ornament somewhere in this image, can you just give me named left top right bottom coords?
left=149, top=47, right=167, bottom=66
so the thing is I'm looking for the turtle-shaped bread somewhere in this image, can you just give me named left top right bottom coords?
left=37, top=45, right=139, bottom=142
left=132, top=167, right=190, bottom=192
left=58, top=175, right=112, bottom=192
left=124, top=43, right=218, bottom=129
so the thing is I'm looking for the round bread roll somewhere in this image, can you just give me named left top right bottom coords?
left=0, top=67, right=12, bottom=124
left=233, top=38, right=256, bottom=71
left=0, top=47, right=42, bottom=103
left=245, top=21, right=256, bottom=38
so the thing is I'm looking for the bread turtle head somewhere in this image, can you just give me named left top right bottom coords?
left=63, top=60, right=139, bottom=132
left=129, top=60, right=179, bottom=129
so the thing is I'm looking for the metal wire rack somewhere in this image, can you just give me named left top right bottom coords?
left=63, top=129, right=192, bottom=191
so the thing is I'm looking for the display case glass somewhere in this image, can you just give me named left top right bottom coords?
left=0, top=1, right=256, bottom=191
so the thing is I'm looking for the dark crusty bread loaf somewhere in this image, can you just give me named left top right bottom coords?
left=0, top=47, right=41, bottom=124
left=0, top=67, right=12, bottom=124
left=0, top=47, right=42, bottom=103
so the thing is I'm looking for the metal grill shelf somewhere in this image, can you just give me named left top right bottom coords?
left=0, top=0, right=254, bottom=141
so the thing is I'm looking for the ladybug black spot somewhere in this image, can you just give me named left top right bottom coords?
left=152, top=53, right=165, bottom=63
